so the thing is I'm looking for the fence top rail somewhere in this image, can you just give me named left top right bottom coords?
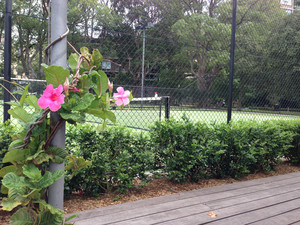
left=131, top=96, right=171, bottom=102
left=0, top=77, right=46, bottom=83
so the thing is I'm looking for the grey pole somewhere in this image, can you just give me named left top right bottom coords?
left=141, top=28, right=146, bottom=109
left=227, top=0, right=237, bottom=124
left=48, top=0, right=67, bottom=210
left=3, top=0, right=12, bottom=122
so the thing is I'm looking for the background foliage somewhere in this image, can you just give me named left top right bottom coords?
left=1, top=0, right=299, bottom=129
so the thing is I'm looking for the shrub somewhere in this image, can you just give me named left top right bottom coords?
left=150, top=117, right=209, bottom=182
left=150, top=118, right=300, bottom=182
left=279, top=120, right=300, bottom=163
left=65, top=125, right=154, bottom=196
left=0, top=121, right=15, bottom=196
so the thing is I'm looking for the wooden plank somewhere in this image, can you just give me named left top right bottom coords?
left=208, top=198, right=300, bottom=225
left=249, top=207, right=300, bottom=225
left=73, top=184, right=300, bottom=225
left=206, top=182, right=300, bottom=209
left=108, top=187, right=300, bottom=225
left=70, top=174, right=300, bottom=223
left=156, top=191, right=300, bottom=225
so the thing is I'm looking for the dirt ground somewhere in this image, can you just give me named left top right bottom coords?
left=1, top=161, right=300, bottom=224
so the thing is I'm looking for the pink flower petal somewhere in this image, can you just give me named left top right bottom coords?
left=123, top=98, right=130, bottom=106
left=38, top=96, right=51, bottom=109
left=49, top=101, right=62, bottom=112
left=124, top=90, right=131, bottom=98
left=116, top=87, right=124, bottom=94
left=57, top=94, right=65, bottom=104
left=43, top=84, right=54, bottom=98
left=115, top=98, right=123, bottom=106
left=56, top=85, right=63, bottom=94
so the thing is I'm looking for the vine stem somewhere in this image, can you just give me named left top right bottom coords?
left=10, top=108, right=51, bottom=151
left=43, top=116, right=66, bottom=150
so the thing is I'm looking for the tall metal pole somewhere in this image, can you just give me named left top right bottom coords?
left=227, top=0, right=237, bottom=124
left=3, top=0, right=12, bottom=122
left=48, top=0, right=67, bottom=210
left=141, top=28, right=146, bottom=109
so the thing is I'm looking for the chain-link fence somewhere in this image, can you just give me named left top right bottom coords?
left=1, top=0, right=300, bottom=129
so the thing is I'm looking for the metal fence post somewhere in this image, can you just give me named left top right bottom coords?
left=48, top=0, right=67, bottom=210
left=227, top=0, right=237, bottom=124
left=165, top=96, right=170, bottom=120
left=3, top=0, right=12, bottom=123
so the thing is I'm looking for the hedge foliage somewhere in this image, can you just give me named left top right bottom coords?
left=150, top=118, right=300, bottom=182
left=64, top=125, right=154, bottom=196
left=0, top=121, right=15, bottom=197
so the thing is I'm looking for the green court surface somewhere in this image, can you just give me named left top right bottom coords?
left=1, top=104, right=299, bottom=130
left=87, top=109, right=300, bottom=130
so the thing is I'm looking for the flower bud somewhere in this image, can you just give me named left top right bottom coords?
left=108, top=79, right=113, bottom=93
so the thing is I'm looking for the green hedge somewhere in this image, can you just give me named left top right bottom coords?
left=65, top=125, right=154, bottom=196
left=150, top=118, right=300, bottom=182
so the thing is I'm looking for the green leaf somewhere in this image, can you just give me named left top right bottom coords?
left=65, top=214, right=79, bottom=222
left=8, top=139, right=24, bottom=150
left=20, top=85, right=29, bottom=108
left=1, top=184, right=8, bottom=195
left=5, top=102, right=20, bottom=107
left=91, top=49, right=103, bottom=70
left=34, top=153, right=53, bottom=164
left=8, top=107, right=31, bottom=123
left=79, top=74, right=91, bottom=92
left=45, top=147, right=67, bottom=163
left=60, top=112, right=84, bottom=123
left=39, top=210, right=64, bottom=225
left=80, top=47, right=92, bottom=70
left=22, top=163, right=42, bottom=181
left=72, top=93, right=95, bottom=111
left=91, top=71, right=108, bottom=97
left=22, top=189, right=41, bottom=200
left=0, top=165, right=17, bottom=178
left=68, top=53, right=79, bottom=73
left=36, top=200, right=64, bottom=216
left=65, top=155, right=92, bottom=171
left=42, top=64, right=70, bottom=88
left=86, top=109, right=116, bottom=124
left=99, top=71, right=108, bottom=96
left=2, top=173, right=27, bottom=189
left=1, top=198, right=23, bottom=211
left=25, top=95, right=41, bottom=111
left=10, top=208, right=34, bottom=225
left=3, top=149, right=27, bottom=163
left=36, top=170, right=64, bottom=189
left=8, top=186, right=27, bottom=201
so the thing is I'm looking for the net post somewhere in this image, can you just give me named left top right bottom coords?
left=165, top=96, right=170, bottom=120
left=159, top=99, right=162, bottom=121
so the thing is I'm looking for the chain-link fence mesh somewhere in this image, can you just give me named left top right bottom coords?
left=1, top=0, right=300, bottom=129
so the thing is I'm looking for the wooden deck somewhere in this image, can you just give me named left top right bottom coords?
left=69, top=172, right=300, bottom=225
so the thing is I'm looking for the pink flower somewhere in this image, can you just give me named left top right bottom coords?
left=113, top=87, right=130, bottom=106
left=38, top=84, right=65, bottom=112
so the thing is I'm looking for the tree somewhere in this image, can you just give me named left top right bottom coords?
left=10, top=0, right=48, bottom=79
left=218, top=0, right=285, bottom=108
left=265, top=11, right=300, bottom=108
left=172, top=13, right=231, bottom=106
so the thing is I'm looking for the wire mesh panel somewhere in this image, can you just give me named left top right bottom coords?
left=1, top=0, right=299, bottom=129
